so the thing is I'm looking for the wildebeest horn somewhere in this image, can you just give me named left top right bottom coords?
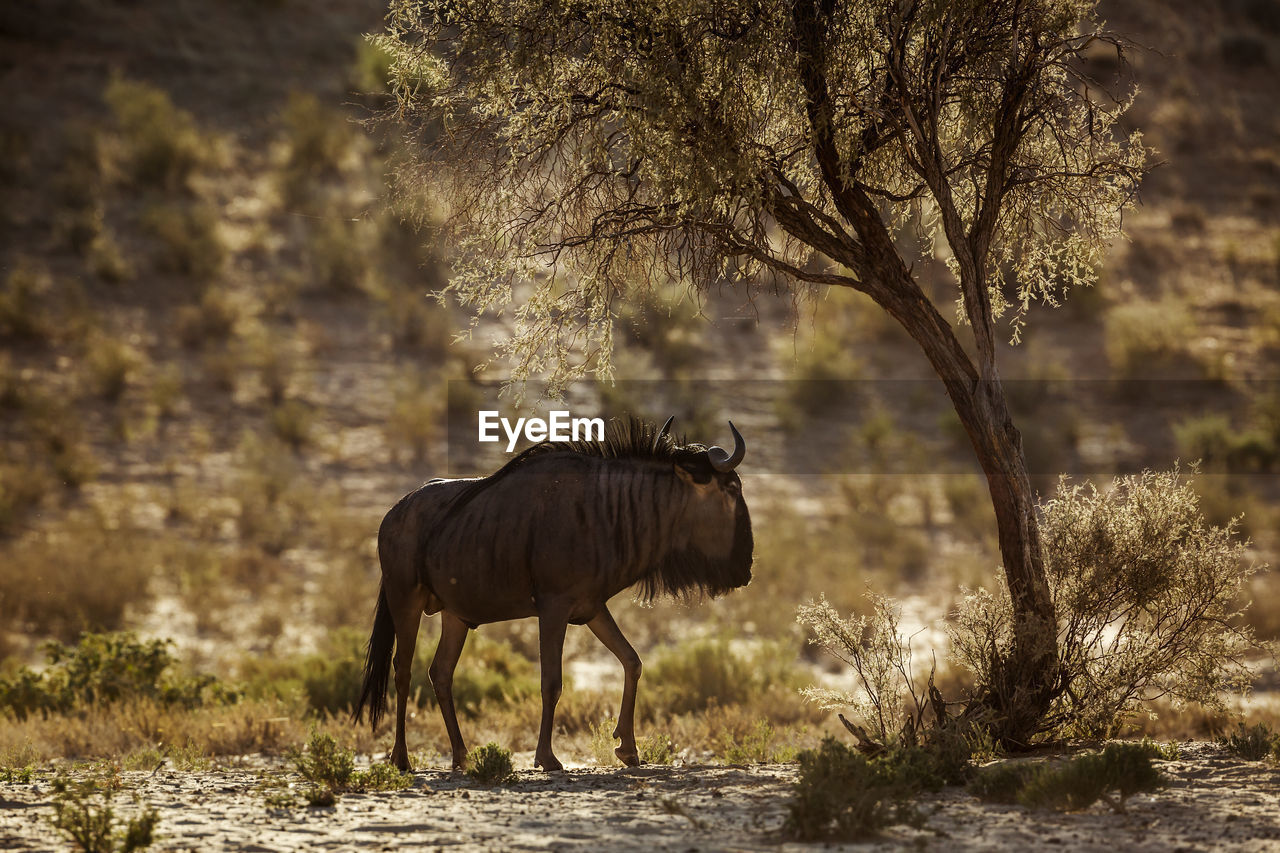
left=707, top=421, right=745, bottom=472
left=654, top=415, right=674, bottom=451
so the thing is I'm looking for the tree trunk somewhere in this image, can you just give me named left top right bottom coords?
left=851, top=268, right=1059, bottom=746
left=944, top=376, right=1058, bottom=747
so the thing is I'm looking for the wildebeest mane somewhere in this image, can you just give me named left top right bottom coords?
left=436, top=416, right=707, bottom=526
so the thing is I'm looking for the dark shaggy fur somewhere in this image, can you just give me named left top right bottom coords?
left=438, top=416, right=710, bottom=526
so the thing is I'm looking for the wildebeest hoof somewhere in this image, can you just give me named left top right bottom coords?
left=536, top=755, right=564, bottom=772
left=615, top=748, right=641, bottom=767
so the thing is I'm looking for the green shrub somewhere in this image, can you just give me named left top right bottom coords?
left=1218, top=722, right=1280, bottom=761
left=272, top=732, right=410, bottom=808
left=968, top=762, right=1036, bottom=803
left=614, top=283, right=706, bottom=376
left=1016, top=744, right=1163, bottom=813
left=352, top=762, right=414, bottom=791
left=104, top=77, right=210, bottom=192
left=49, top=776, right=159, bottom=853
left=464, top=742, right=518, bottom=785
left=282, top=93, right=350, bottom=176
left=386, top=375, right=442, bottom=463
left=350, top=37, right=395, bottom=94
left=0, top=633, right=229, bottom=721
left=970, top=744, right=1163, bottom=813
left=786, top=737, right=919, bottom=841
left=307, top=217, right=373, bottom=294
left=290, top=731, right=355, bottom=792
left=588, top=717, right=621, bottom=766
left=1138, top=736, right=1181, bottom=761
left=237, top=628, right=365, bottom=716
left=378, top=287, right=454, bottom=357
left=456, top=640, right=539, bottom=713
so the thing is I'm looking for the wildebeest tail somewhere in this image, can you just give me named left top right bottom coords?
left=353, top=583, right=394, bottom=729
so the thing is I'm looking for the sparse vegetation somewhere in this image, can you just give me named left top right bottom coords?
left=970, top=743, right=1165, bottom=813
left=1104, top=299, right=1197, bottom=376
left=0, top=633, right=227, bottom=721
left=950, top=469, right=1266, bottom=740
left=103, top=76, right=213, bottom=192
left=464, top=742, right=518, bottom=786
left=49, top=776, right=160, bottom=853
left=1218, top=722, right=1280, bottom=761
left=142, top=201, right=225, bottom=280
left=786, top=737, right=921, bottom=841
left=2, top=7, right=1280, bottom=850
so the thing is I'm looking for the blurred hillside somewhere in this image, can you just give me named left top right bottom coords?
left=0, top=0, right=1278, bottom=674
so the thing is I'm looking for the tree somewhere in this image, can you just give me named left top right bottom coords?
left=376, top=0, right=1146, bottom=744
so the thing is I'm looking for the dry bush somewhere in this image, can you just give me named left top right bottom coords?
left=613, top=282, right=707, bottom=377
left=0, top=261, right=56, bottom=342
left=0, top=696, right=322, bottom=763
left=88, top=228, right=133, bottom=284
left=232, top=434, right=315, bottom=555
left=0, top=458, right=53, bottom=538
left=103, top=77, right=213, bottom=193
left=142, top=201, right=225, bottom=280
left=1103, top=300, right=1197, bottom=377
left=950, top=469, right=1266, bottom=739
left=386, top=373, right=442, bottom=464
left=174, top=286, right=243, bottom=348
left=307, top=217, right=375, bottom=294
left=277, top=93, right=354, bottom=207
left=640, top=637, right=808, bottom=720
left=375, top=285, right=455, bottom=357
left=82, top=332, right=146, bottom=402
left=797, top=593, right=965, bottom=753
left=0, top=509, right=153, bottom=642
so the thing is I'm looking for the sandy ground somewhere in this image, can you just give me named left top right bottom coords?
left=2, top=743, right=1280, bottom=851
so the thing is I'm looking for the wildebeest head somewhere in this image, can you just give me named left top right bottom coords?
left=642, top=418, right=754, bottom=600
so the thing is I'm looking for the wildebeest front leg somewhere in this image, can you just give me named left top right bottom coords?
left=534, top=608, right=569, bottom=771
left=587, top=607, right=642, bottom=766
left=430, top=612, right=470, bottom=770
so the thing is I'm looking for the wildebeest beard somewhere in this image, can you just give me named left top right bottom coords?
left=636, top=502, right=754, bottom=602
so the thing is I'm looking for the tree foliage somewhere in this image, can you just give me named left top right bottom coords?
left=378, top=0, right=1145, bottom=389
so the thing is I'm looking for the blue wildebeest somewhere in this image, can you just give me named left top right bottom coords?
left=353, top=416, right=753, bottom=771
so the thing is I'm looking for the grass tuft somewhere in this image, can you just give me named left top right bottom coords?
left=49, top=776, right=160, bottom=853
left=1218, top=722, right=1280, bottom=761
left=464, top=742, right=518, bottom=786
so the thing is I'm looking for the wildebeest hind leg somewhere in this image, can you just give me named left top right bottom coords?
left=389, top=592, right=427, bottom=772
left=534, top=608, right=569, bottom=772
left=429, top=612, right=470, bottom=770
left=587, top=607, right=642, bottom=766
